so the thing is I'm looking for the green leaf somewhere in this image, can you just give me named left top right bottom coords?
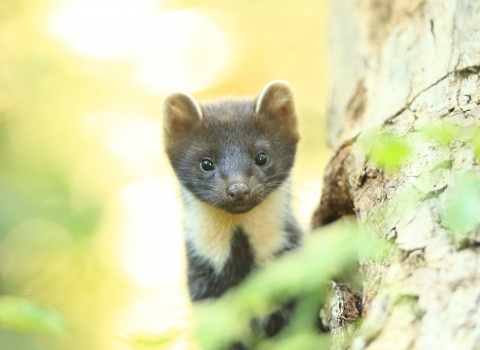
left=368, top=134, right=411, bottom=171
left=420, top=123, right=456, bottom=146
left=129, top=336, right=172, bottom=347
left=257, top=331, right=330, bottom=350
left=0, top=297, right=68, bottom=335
left=444, top=174, right=480, bottom=234
left=473, top=131, right=480, bottom=159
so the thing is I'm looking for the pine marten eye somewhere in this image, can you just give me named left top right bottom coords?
left=254, top=153, right=268, bottom=166
left=200, top=159, right=215, bottom=171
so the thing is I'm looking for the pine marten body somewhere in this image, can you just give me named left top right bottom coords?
left=162, top=81, right=303, bottom=340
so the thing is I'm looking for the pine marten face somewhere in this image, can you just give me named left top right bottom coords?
left=162, top=81, right=300, bottom=214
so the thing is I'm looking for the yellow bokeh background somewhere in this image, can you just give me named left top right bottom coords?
left=0, top=0, right=329, bottom=349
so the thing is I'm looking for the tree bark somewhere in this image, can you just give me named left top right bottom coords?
left=315, top=0, right=480, bottom=349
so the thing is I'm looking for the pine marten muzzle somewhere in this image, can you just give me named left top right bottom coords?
left=162, top=81, right=303, bottom=344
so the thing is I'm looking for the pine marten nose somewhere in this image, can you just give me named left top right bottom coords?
left=227, top=182, right=251, bottom=201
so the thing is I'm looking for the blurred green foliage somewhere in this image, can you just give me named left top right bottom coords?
left=366, top=133, right=411, bottom=172
left=191, top=221, right=369, bottom=349
left=0, top=0, right=140, bottom=349
left=363, top=122, right=480, bottom=244
left=444, top=173, right=480, bottom=236
left=0, top=297, right=67, bottom=335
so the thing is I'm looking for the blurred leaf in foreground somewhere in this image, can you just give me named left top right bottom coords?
left=367, top=133, right=411, bottom=172
left=0, top=296, right=68, bottom=335
left=257, top=331, right=330, bottom=350
left=443, top=173, right=480, bottom=235
left=420, top=122, right=456, bottom=146
left=125, top=328, right=187, bottom=349
left=472, top=129, right=480, bottom=159
left=193, top=221, right=370, bottom=349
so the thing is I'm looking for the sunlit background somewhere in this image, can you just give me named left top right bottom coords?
left=0, top=0, right=329, bottom=349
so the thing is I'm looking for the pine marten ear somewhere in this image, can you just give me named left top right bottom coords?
left=162, top=92, right=202, bottom=139
left=255, top=80, right=298, bottom=131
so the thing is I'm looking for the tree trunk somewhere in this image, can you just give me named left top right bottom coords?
left=314, top=0, right=480, bottom=349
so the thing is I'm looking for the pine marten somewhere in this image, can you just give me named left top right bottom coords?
left=162, top=81, right=303, bottom=346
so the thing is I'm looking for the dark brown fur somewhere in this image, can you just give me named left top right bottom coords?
left=164, top=97, right=299, bottom=214
left=162, top=81, right=302, bottom=349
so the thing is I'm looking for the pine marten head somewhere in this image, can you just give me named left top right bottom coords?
left=162, top=81, right=300, bottom=214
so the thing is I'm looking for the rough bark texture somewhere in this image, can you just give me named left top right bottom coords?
left=315, top=0, right=480, bottom=349
left=320, top=281, right=363, bottom=350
